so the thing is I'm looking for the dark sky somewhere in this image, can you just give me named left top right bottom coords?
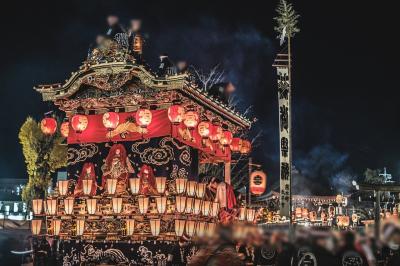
left=0, top=1, right=398, bottom=194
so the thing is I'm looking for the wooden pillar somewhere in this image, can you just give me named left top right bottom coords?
left=224, top=161, right=231, bottom=184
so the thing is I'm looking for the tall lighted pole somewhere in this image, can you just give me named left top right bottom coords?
left=273, top=0, right=300, bottom=219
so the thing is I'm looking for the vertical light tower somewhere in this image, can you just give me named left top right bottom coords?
left=273, top=0, right=300, bottom=219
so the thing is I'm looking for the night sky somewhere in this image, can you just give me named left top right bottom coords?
left=0, top=1, right=397, bottom=194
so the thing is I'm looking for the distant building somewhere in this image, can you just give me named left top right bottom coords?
left=0, top=178, right=28, bottom=220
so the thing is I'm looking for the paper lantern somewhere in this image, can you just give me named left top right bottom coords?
left=52, top=219, right=61, bottom=236
left=175, top=178, right=187, bottom=194
left=196, top=183, right=206, bottom=198
left=295, top=207, right=302, bottom=219
left=76, top=219, right=85, bottom=236
left=239, top=207, right=246, bottom=221
left=106, top=178, right=117, bottom=195
left=156, top=196, right=167, bottom=214
left=240, top=140, right=251, bottom=154
left=185, top=197, right=194, bottom=214
left=230, top=138, right=242, bottom=152
left=57, top=180, right=69, bottom=196
left=46, top=199, right=57, bottom=215
left=186, top=181, right=197, bottom=197
left=168, top=104, right=184, bottom=125
left=302, top=208, right=309, bottom=219
left=64, top=198, right=74, bottom=215
left=155, top=177, right=167, bottom=194
left=246, top=209, right=255, bottom=222
left=185, top=220, right=196, bottom=237
left=71, top=114, right=88, bottom=133
left=102, top=112, right=120, bottom=130
left=249, top=170, right=267, bottom=196
left=192, top=199, right=202, bottom=215
left=31, top=219, right=42, bottom=235
left=209, top=124, right=222, bottom=143
left=112, top=197, right=123, bottom=214
left=202, top=201, right=212, bottom=216
left=150, top=219, right=161, bottom=236
left=183, top=111, right=199, bottom=129
left=175, top=219, right=186, bottom=236
left=82, top=179, right=93, bottom=196
left=129, top=178, right=140, bottom=194
left=60, top=121, right=70, bottom=138
left=197, top=121, right=211, bottom=138
left=126, top=219, right=135, bottom=235
left=40, top=117, right=57, bottom=135
left=196, top=222, right=206, bottom=237
left=32, top=199, right=43, bottom=215
left=219, top=130, right=233, bottom=146
left=138, top=197, right=149, bottom=214
left=206, top=222, right=216, bottom=237
left=175, top=196, right=186, bottom=213
left=86, top=198, right=97, bottom=215
left=211, top=202, right=220, bottom=217
left=135, top=108, right=152, bottom=128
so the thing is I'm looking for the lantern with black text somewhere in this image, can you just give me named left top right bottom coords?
left=202, top=201, right=212, bottom=216
left=135, top=107, right=152, bottom=128
left=32, top=199, right=43, bottom=215
left=185, top=197, right=194, bottom=213
left=57, top=180, right=69, bottom=196
left=71, top=114, right=88, bottom=133
left=175, top=196, right=186, bottom=213
left=198, top=121, right=211, bottom=138
left=230, top=138, right=242, bottom=153
left=185, top=220, right=196, bottom=237
left=240, top=140, right=251, bottom=154
left=249, top=170, right=267, bottom=196
left=31, top=219, right=42, bottom=235
left=175, top=219, right=186, bottom=236
left=175, top=178, right=187, bottom=194
left=129, top=178, right=140, bottom=194
left=209, top=123, right=222, bottom=143
left=196, top=183, right=206, bottom=198
left=46, top=199, right=57, bottom=215
left=76, top=219, right=85, bottom=236
left=102, top=112, right=120, bottom=130
left=168, top=104, right=184, bottom=125
left=192, top=199, right=202, bottom=215
left=64, top=198, right=74, bottom=215
left=219, top=129, right=233, bottom=146
left=60, top=121, right=69, bottom=138
left=150, top=219, right=161, bottom=236
left=86, top=198, right=97, bottom=215
left=246, top=209, right=255, bottom=222
left=186, top=181, right=197, bottom=197
left=183, top=110, right=199, bottom=129
left=155, top=177, right=167, bottom=194
left=40, top=117, right=57, bottom=135
left=126, top=219, right=135, bottom=235
left=52, top=219, right=61, bottom=236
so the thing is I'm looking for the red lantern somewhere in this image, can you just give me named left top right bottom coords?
left=230, top=138, right=242, bottom=152
left=102, top=112, right=120, bottom=130
left=240, top=140, right=251, bottom=154
left=40, top=118, right=57, bottom=135
left=209, top=124, right=222, bottom=143
left=71, top=114, right=89, bottom=133
left=135, top=108, right=152, bottom=128
left=219, top=130, right=233, bottom=146
left=60, top=121, right=69, bottom=138
left=197, top=121, right=211, bottom=138
left=168, top=104, right=184, bottom=125
left=183, top=111, right=199, bottom=129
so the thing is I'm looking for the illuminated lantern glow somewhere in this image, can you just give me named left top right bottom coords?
left=135, top=108, right=152, bottom=128
left=211, top=202, right=220, bottom=217
left=76, top=219, right=85, bottom=236
left=246, top=209, right=255, bottom=222
left=138, top=197, right=149, bottom=214
left=186, top=181, right=197, bottom=197
left=196, top=222, right=206, bottom=237
left=156, top=196, right=167, bottom=214
left=240, top=140, right=251, bottom=154
left=206, top=222, right=216, bottom=237
left=197, top=121, right=211, bottom=138
left=52, top=219, right=61, bottom=236
left=31, top=219, right=42, bottom=235
left=82, top=179, right=93, bottom=196
left=102, top=112, right=120, bottom=130
left=202, top=201, right=212, bottom=216
left=40, top=117, right=57, bottom=135
left=295, top=207, right=302, bottom=219
left=195, top=183, right=206, bottom=198
left=129, top=178, right=140, bottom=194
left=192, top=199, right=202, bottom=215
left=175, top=178, right=187, bottom=194
left=175, top=196, right=186, bottom=213
left=150, top=219, right=161, bottom=236
left=32, top=199, right=43, bottom=215
left=209, top=124, right=222, bottom=143
left=106, top=178, right=118, bottom=195
left=230, top=138, right=242, bottom=152
left=185, top=197, right=194, bottom=214
left=249, top=170, right=267, bottom=196
left=86, top=198, right=97, bottom=215
left=46, top=199, right=57, bottom=215
left=71, top=114, right=89, bottom=133
left=302, top=208, right=309, bottom=219
left=64, top=198, right=74, bottom=215
left=219, top=129, right=233, bottom=146
left=239, top=207, right=246, bottom=221
left=155, top=177, right=167, bottom=194
left=310, top=211, right=317, bottom=222
left=175, top=219, right=186, bottom=236
left=57, top=180, right=69, bottom=196
left=60, top=121, right=70, bottom=138
left=112, top=197, right=123, bottom=214
left=126, top=219, right=135, bottom=235
left=183, top=111, right=199, bottom=129
left=185, top=220, right=196, bottom=237
left=168, top=104, right=184, bottom=125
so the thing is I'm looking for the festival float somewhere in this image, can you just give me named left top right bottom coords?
left=30, top=20, right=255, bottom=264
